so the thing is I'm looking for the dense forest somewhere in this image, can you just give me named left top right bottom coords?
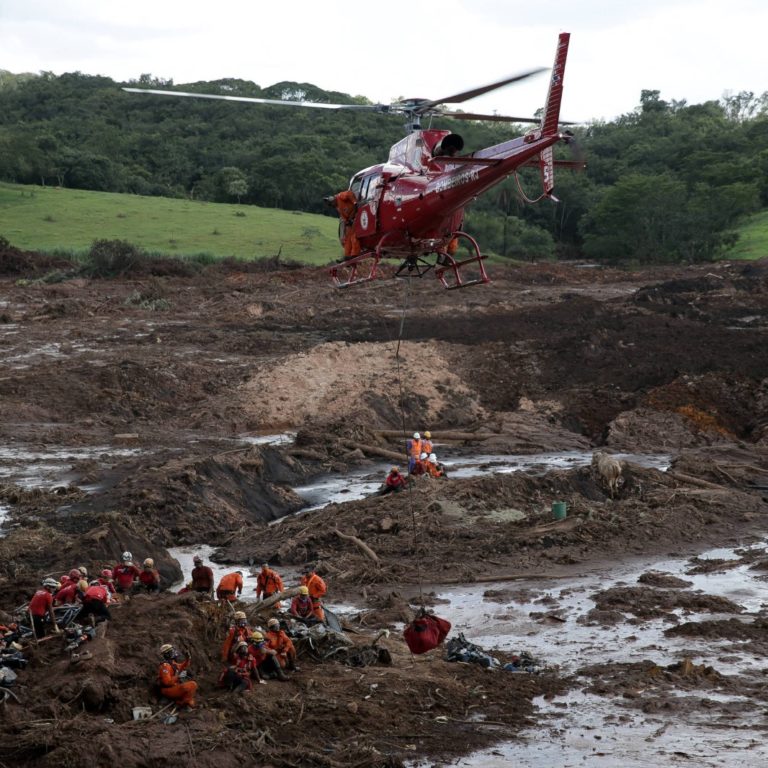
left=0, top=69, right=766, bottom=262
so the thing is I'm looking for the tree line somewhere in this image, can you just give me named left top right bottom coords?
left=0, top=69, right=766, bottom=263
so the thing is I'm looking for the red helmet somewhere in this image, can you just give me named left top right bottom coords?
left=69, top=569, right=81, bottom=581
left=101, top=569, right=113, bottom=580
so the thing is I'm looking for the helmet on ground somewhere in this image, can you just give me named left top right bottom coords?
left=43, top=578, right=60, bottom=589
left=78, top=566, right=88, bottom=576
left=193, top=555, right=202, bottom=564
left=420, top=452, right=428, bottom=460
left=390, top=466, right=399, bottom=473
left=250, top=631, right=264, bottom=642
left=143, top=558, right=154, bottom=568
left=424, top=431, right=431, bottom=439
left=68, top=569, right=81, bottom=581
left=233, top=610, right=247, bottom=620
left=122, top=551, right=132, bottom=562
left=267, top=618, right=280, bottom=629
left=429, top=453, right=437, bottom=463
left=101, top=569, right=113, bottom=580
left=159, top=643, right=174, bottom=657
left=78, top=579, right=89, bottom=591
left=413, top=432, right=420, bottom=440
left=299, top=586, right=310, bottom=596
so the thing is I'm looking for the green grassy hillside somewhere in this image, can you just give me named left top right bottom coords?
left=0, top=182, right=341, bottom=264
left=728, top=210, right=768, bottom=260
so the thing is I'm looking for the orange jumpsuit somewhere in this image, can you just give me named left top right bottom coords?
left=300, top=572, right=327, bottom=622
left=220, top=625, right=252, bottom=663
left=332, top=190, right=361, bottom=258
left=216, top=572, right=243, bottom=601
left=158, top=658, right=197, bottom=708
left=426, top=462, right=444, bottom=478
left=266, top=627, right=297, bottom=668
left=255, top=567, right=284, bottom=609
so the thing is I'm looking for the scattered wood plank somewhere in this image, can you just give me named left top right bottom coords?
left=340, top=440, right=403, bottom=462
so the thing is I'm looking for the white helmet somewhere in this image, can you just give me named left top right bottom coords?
left=420, top=452, right=428, bottom=460
left=122, top=551, right=132, bottom=561
left=42, top=578, right=60, bottom=589
left=429, top=453, right=437, bottom=462
left=413, top=432, right=420, bottom=440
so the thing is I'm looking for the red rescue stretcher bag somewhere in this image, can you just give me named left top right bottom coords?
left=403, top=614, right=452, bottom=654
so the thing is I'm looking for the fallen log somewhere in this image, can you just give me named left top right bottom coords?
left=668, top=472, right=726, bottom=490
left=333, top=528, right=380, bottom=564
left=249, top=586, right=301, bottom=615
left=340, top=439, right=403, bottom=462
left=287, top=448, right=328, bottom=461
left=375, top=430, right=497, bottom=442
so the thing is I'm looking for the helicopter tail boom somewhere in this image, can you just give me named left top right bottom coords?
left=540, top=32, right=570, bottom=136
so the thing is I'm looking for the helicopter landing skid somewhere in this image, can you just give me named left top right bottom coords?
left=329, top=250, right=381, bottom=288
left=433, top=232, right=490, bottom=290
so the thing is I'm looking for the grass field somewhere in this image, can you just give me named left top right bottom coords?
left=729, top=210, right=768, bottom=260
left=0, top=182, right=341, bottom=264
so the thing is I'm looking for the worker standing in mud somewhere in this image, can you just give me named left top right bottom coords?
left=113, top=552, right=141, bottom=594
left=300, top=565, right=327, bottom=622
left=406, top=432, right=423, bottom=474
left=28, top=578, right=62, bottom=637
left=157, top=644, right=197, bottom=708
left=255, top=563, right=284, bottom=608
left=190, top=554, right=214, bottom=598
left=216, top=570, right=244, bottom=602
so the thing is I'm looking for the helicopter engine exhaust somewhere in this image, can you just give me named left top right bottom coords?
left=432, top=133, right=464, bottom=158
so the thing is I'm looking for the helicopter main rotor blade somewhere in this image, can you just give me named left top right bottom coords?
left=443, top=110, right=576, bottom=126
left=417, top=67, right=548, bottom=112
left=122, top=87, right=384, bottom=111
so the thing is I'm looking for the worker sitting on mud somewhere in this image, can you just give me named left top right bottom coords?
left=190, top=554, right=214, bottom=598
left=300, top=565, right=327, bottom=622
left=255, top=563, right=284, bottom=608
left=247, top=631, right=288, bottom=681
left=216, top=570, right=244, bottom=602
left=113, top=552, right=141, bottom=594
left=406, top=432, right=423, bottom=474
left=139, top=558, right=161, bottom=593
left=425, top=453, right=446, bottom=479
left=323, top=190, right=361, bottom=260
left=28, top=578, right=62, bottom=638
left=220, top=610, right=253, bottom=663
left=219, top=641, right=261, bottom=693
left=76, top=580, right=112, bottom=624
left=377, top=466, right=407, bottom=496
left=411, top=452, right=428, bottom=477
left=265, top=617, right=298, bottom=671
left=98, top=569, right=116, bottom=594
left=157, top=644, right=197, bottom=709
left=290, top=586, right=321, bottom=625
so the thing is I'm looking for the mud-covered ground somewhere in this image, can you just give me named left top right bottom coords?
left=2, top=241, right=768, bottom=766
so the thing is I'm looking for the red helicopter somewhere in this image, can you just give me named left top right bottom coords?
left=125, top=32, right=580, bottom=289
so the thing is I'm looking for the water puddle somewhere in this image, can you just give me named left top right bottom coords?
left=0, top=504, right=10, bottom=537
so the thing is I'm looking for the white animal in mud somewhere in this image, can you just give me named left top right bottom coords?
left=591, top=451, right=623, bottom=498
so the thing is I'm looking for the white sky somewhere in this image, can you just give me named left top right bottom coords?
left=1, top=0, right=766, bottom=123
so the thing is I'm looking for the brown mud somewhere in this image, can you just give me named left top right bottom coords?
left=2, top=251, right=768, bottom=765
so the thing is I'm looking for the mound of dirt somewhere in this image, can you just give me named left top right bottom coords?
left=592, top=585, right=743, bottom=620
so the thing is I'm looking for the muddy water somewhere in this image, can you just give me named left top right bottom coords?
left=426, top=541, right=768, bottom=767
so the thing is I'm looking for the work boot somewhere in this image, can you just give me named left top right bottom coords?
left=274, top=666, right=288, bottom=682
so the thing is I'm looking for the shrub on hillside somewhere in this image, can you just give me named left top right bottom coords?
left=83, top=239, right=144, bottom=277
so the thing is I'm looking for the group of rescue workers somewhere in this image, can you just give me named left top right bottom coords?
left=377, top=430, right=448, bottom=496
left=19, top=554, right=329, bottom=712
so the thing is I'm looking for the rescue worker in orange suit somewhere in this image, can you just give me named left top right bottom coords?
left=157, top=644, right=197, bottom=708
left=255, top=563, right=284, bottom=609
left=219, top=641, right=261, bottom=692
left=216, top=570, right=244, bottom=602
left=421, top=431, right=433, bottom=456
left=77, top=580, right=112, bottom=624
left=139, top=558, right=161, bottom=593
left=300, top=566, right=327, bottom=623
left=266, top=617, right=298, bottom=671
left=28, top=578, right=62, bottom=638
left=426, top=453, right=447, bottom=478
left=220, top=610, right=252, bottom=663
left=247, top=631, right=287, bottom=681
left=190, top=554, right=214, bottom=598
left=377, top=466, right=407, bottom=496
left=290, top=586, right=320, bottom=625
left=324, top=190, right=361, bottom=259
left=406, top=432, right=423, bottom=474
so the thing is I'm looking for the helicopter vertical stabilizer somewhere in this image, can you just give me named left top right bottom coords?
left=540, top=32, right=570, bottom=136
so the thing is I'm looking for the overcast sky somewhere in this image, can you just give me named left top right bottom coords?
left=1, top=0, right=766, bottom=124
